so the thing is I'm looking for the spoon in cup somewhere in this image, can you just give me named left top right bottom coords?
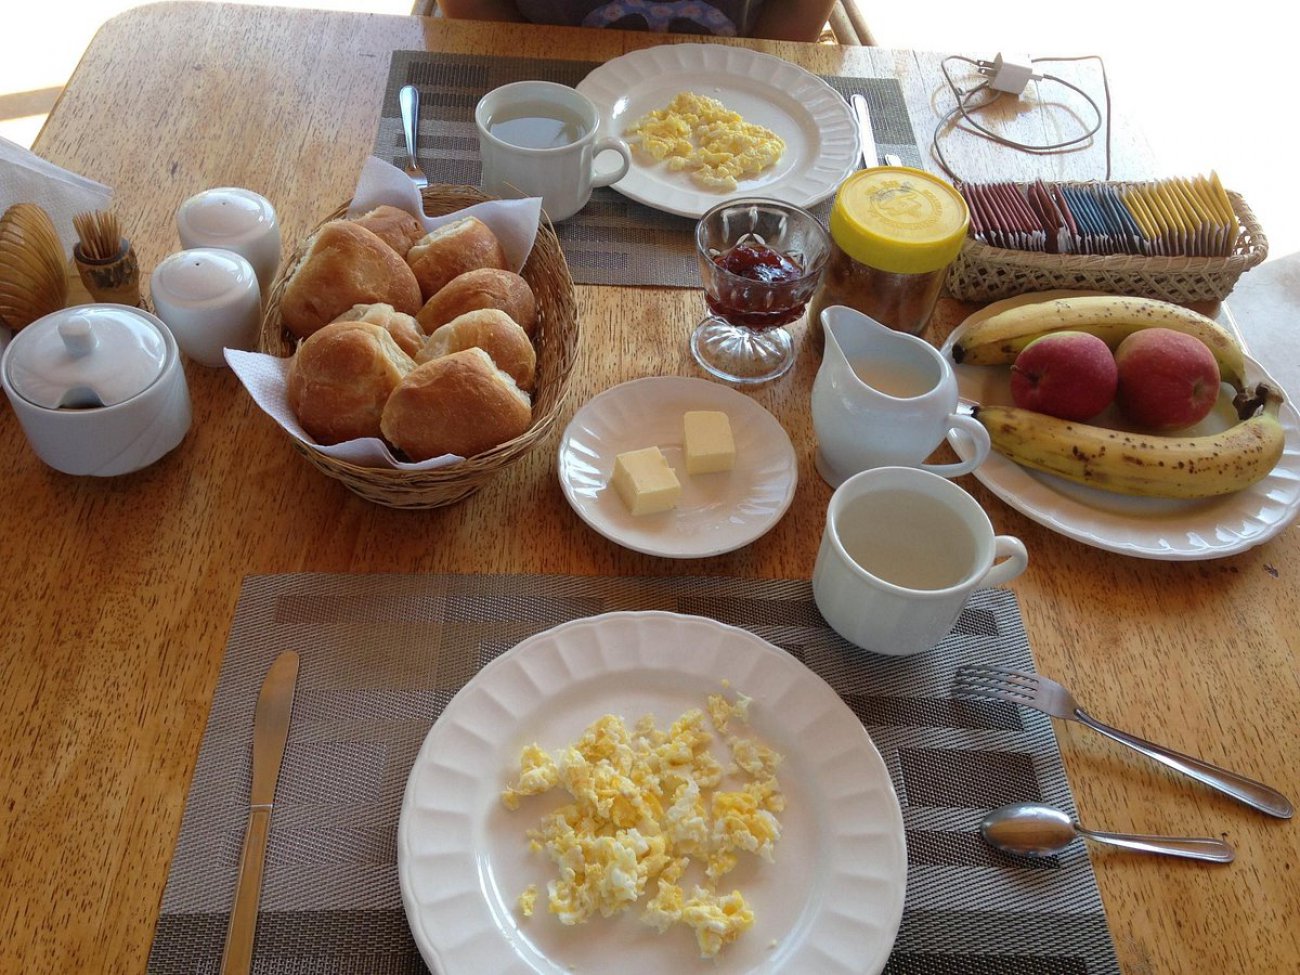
left=980, top=802, right=1235, bottom=863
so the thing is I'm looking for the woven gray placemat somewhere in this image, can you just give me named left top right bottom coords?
left=148, top=573, right=1119, bottom=974
left=372, top=52, right=924, bottom=287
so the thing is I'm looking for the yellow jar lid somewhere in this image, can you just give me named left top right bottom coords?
left=829, top=167, right=969, bottom=275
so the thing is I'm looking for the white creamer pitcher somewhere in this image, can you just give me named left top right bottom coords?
left=811, top=304, right=990, bottom=487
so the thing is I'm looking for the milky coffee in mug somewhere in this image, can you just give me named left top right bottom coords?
left=486, top=101, right=589, bottom=149
left=476, top=81, right=631, bottom=222
left=813, top=466, right=1028, bottom=656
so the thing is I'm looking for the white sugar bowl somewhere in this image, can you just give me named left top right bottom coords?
left=1, top=304, right=192, bottom=476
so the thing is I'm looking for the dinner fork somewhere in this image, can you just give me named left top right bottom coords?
left=399, top=84, right=428, bottom=188
left=953, top=665, right=1294, bottom=819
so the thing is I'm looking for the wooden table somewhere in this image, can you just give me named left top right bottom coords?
left=3, top=4, right=1296, bottom=972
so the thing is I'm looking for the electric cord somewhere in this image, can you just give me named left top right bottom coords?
left=931, top=53, right=1112, bottom=185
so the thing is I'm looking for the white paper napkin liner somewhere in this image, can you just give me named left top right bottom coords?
left=0, top=135, right=113, bottom=257
left=225, top=349, right=465, bottom=470
left=345, top=156, right=540, bottom=271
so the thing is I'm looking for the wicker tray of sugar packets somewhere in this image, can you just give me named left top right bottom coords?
left=945, top=183, right=1268, bottom=305
left=259, top=185, right=579, bottom=509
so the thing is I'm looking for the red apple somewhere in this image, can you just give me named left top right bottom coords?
left=1009, top=331, right=1118, bottom=421
left=1114, top=328, right=1221, bottom=430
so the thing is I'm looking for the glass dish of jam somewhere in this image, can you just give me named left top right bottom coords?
left=692, top=199, right=830, bottom=384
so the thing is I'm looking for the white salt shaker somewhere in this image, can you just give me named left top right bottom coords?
left=150, top=248, right=262, bottom=368
left=176, top=187, right=281, bottom=295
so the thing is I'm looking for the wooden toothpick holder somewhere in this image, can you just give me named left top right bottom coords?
left=73, top=238, right=141, bottom=306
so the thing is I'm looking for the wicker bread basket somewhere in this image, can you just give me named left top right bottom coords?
left=945, top=186, right=1268, bottom=304
left=258, top=185, right=578, bottom=509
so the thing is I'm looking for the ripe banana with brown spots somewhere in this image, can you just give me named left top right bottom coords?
left=951, top=294, right=1248, bottom=392
left=971, top=384, right=1287, bottom=499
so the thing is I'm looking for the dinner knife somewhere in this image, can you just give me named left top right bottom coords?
left=851, top=93, right=879, bottom=168
left=219, top=651, right=300, bottom=975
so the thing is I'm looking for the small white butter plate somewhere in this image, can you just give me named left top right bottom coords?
left=558, top=376, right=797, bottom=558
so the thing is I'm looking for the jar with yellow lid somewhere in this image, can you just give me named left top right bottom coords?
left=808, top=167, right=969, bottom=350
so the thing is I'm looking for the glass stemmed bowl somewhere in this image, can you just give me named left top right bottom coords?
left=690, top=198, right=831, bottom=384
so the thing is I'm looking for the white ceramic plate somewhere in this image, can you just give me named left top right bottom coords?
left=940, top=292, right=1300, bottom=560
left=557, top=376, right=797, bottom=558
left=398, top=611, right=907, bottom=975
left=577, top=44, right=859, bottom=218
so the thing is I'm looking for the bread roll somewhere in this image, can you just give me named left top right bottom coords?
left=332, top=302, right=424, bottom=358
left=416, top=267, right=537, bottom=337
left=286, top=321, right=415, bottom=445
left=406, top=216, right=508, bottom=300
left=381, top=347, right=532, bottom=461
left=351, top=205, right=425, bottom=257
left=418, top=308, right=536, bottom=391
left=280, top=220, right=422, bottom=339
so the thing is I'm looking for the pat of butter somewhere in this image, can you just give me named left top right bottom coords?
left=611, top=446, right=682, bottom=516
left=683, top=411, right=736, bottom=475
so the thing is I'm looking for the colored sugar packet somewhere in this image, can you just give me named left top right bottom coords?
left=957, top=176, right=1242, bottom=259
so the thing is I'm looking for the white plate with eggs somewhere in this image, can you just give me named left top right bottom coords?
left=557, top=376, right=798, bottom=558
left=577, top=44, right=860, bottom=219
left=397, top=611, right=907, bottom=975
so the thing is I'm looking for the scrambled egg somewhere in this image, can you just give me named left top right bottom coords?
left=624, top=92, right=786, bottom=192
left=502, top=689, right=784, bottom=958
left=517, top=884, right=537, bottom=917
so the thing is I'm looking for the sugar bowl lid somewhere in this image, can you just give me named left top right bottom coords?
left=3, top=304, right=171, bottom=409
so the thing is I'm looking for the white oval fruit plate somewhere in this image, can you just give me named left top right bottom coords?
left=940, top=292, right=1300, bottom=560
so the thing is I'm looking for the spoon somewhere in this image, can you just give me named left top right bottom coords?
left=398, top=84, right=428, bottom=188
left=980, top=803, right=1235, bottom=863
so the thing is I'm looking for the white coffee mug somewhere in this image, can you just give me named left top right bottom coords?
left=812, top=304, right=991, bottom=487
left=812, top=466, right=1028, bottom=656
left=475, top=80, right=631, bottom=222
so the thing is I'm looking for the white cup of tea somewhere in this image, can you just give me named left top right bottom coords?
left=475, top=80, right=631, bottom=222
left=812, top=466, right=1028, bottom=656
left=812, top=304, right=991, bottom=487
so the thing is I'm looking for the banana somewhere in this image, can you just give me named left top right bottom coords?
left=971, top=385, right=1287, bottom=499
left=952, top=294, right=1248, bottom=391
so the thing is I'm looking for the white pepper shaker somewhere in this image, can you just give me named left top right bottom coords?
left=150, top=248, right=261, bottom=368
left=176, top=187, right=281, bottom=295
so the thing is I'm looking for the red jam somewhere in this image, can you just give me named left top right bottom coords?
left=706, top=241, right=810, bottom=331
left=712, top=242, right=804, bottom=284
